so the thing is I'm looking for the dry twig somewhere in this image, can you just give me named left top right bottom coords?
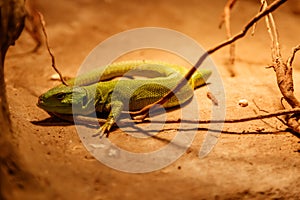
left=287, top=44, right=300, bottom=68
left=66, top=108, right=300, bottom=127
left=37, top=12, right=68, bottom=86
left=219, top=0, right=237, bottom=73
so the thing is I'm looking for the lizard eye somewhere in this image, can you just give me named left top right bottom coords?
left=55, top=93, right=65, bottom=100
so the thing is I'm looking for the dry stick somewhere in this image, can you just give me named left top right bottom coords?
left=219, top=0, right=237, bottom=72
left=287, top=44, right=300, bottom=68
left=252, top=99, right=287, bottom=129
left=285, top=45, right=300, bottom=133
left=261, top=0, right=275, bottom=53
left=262, top=0, right=276, bottom=56
left=219, top=0, right=237, bottom=28
left=70, top=108, right=300, bottom=127
left=37, top=12, right=68, bottom=86
left=267, top=3, right=281, bottom=58
left=130, top=0, right=287, bottom=119
left=142, top=108, right=300, bottom=125
left=180, top=108, right=300, bottom=124
left=251, top=1, right=264, bottom=35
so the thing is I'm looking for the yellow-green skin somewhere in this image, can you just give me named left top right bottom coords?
left=37, top=60, right=211, bottom=133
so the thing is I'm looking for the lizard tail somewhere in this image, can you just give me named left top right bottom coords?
left=191, top=69, right=212, bottom=89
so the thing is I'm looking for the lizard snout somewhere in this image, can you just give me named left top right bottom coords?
left=37, top=95, right=44, bottom=106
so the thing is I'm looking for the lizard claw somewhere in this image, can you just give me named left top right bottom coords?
left=93, top=118, right=115, bottom=138
left=132, top=112, right=149, bottom=121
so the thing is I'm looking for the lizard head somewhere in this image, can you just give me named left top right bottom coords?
left=37, top=86, right=92, bottom=115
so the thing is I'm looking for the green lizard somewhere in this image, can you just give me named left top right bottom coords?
left=37, top=60, right=212, bottom=136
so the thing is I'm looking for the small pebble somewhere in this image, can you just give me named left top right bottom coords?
left=238, top=99, right=248, bottom=107
left=50, top=74, right=60, bottom=80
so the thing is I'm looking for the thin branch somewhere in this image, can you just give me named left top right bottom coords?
left=267, top=7, right=281, bottom=58
left=253, top=99, right=288, bottom=128
left=130, top=0, right=287, bottom=118
left=37, top=12, right=68, bottom=86
left=262, top=0, right=281, bottom=59
left=262, top=0, right=275, bottom=54
left=287, top=44, right=300, bottom=68
left=60, top=108, right=300, bottom=129
left=219, top=0, right=237, bottom=70
left=251, top=2, right=264, bottom=36
left=169, top=108, right=300, bottom=124
left=219, top=0, right=237, bottom=29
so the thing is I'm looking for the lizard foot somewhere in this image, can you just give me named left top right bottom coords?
left=93, top=118, right=115, bottom=138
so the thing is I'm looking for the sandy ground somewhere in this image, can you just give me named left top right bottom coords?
left=4, top=0, right=300, bottom=199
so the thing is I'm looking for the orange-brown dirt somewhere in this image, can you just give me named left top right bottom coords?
left=4, top=0, right=300, bottom=199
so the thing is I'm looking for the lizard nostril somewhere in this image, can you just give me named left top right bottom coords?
left=37, top=96, right=43, bottom=105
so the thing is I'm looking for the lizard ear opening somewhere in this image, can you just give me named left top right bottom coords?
left=82, top=95, right=88, bottom=106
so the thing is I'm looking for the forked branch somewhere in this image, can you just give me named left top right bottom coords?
left=262, top=1, right=300, bottom=108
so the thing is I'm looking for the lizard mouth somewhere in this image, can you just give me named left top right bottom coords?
left=37, top=103, right=73, bottom=115
left=37, top=97, right=70, bottom=110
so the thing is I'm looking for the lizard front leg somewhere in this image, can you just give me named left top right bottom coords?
left=95, top=100, right=124, bottom=138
